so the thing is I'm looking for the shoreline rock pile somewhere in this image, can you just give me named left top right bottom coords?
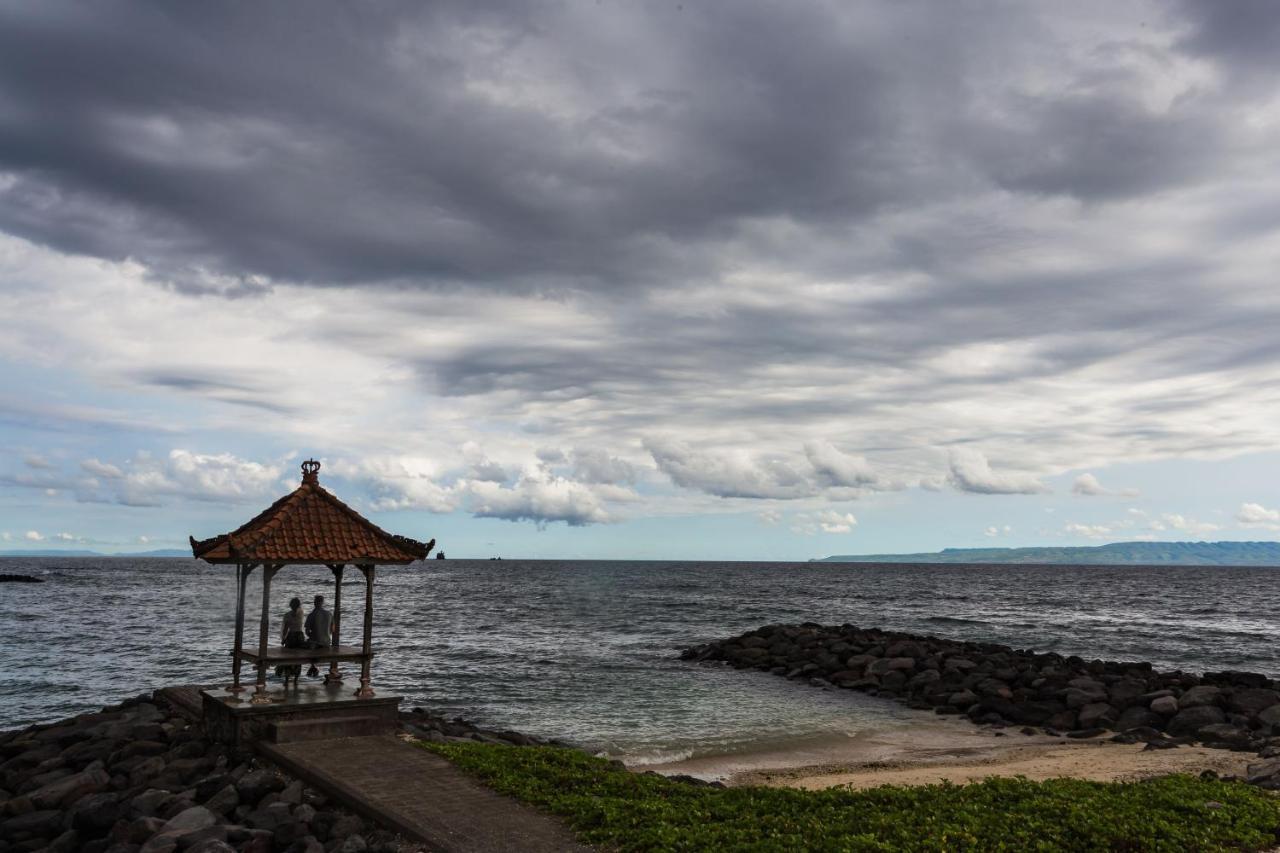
left=682, top=623, right=1280, bottom=788
left=399, top=708, right=566, bottom=749
left=0, top=693, right=414, bottom=853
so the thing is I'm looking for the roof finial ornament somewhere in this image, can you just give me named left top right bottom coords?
left=301, top=458, right=321, bottom=484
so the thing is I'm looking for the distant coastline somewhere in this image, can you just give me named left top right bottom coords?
left=813, top=540, right=1280, bottom=566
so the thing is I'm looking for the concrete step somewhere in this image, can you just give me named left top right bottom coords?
left=269, top=715, right=390, bottom=743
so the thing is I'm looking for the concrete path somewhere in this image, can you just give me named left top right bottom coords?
left=259, top=735, right=591, bottom=852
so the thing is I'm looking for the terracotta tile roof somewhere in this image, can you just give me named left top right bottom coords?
left=189, top=459, right=434, bottom=564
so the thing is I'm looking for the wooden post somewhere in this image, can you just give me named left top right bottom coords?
left=228, top=563, right=256, bottom=692
left=325, top=564, right=345, bottom=685
left=355, top=564, right=375, bottom=698
left=251, top=564, right=278, bottom=703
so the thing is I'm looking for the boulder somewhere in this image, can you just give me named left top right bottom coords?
left=127, top=815, right=167, bottom=843
left=1246, top=757, right=1280, bottom=786
left=1231, top=688, right=1280, bottom=716
left=2, top=807, right=64, bottom=838
left=944, top=657, right=978, bottom=673
left=1168, top=705, right=1226, bottom=735
left=235, top=769, right=285, bottom=805
left=1258, top=705, right=1280, bottom=728
left=329, top=813, right=365, bottom=839
left=908, top=670, right=941, bottom=688
left=129, top=756, right=166, bottom=787
left=130, top=789, right=173, bottom=818
left=1077, top=703, right=1117, bottom=729
left=865, top=655, right=916, bottom=671
left=278, top=780, right=303, bottom=805
left=948, top=690, right=979, bottom=708
left=1197, top=724, right=1253, bottom=749
left=1106, top=680, right=1148, bottom=708
left=1064, top=688, right=1106, bottom=709
left=1178, top=685, right=1223, bottom=709
left=30, top=761, right=109, bottom=808
left=246, top=802, right=294, bottom=833
left=204, top=784, right=238, bottom=818
left=69, top=791, right=124, bottom=833
left=337, top=834, right=368, bottom=853
left=1114, top=706, right=1163, bottom=733
left=46, top=828, right=81, bottom=852
left=879, top=671, right=907, bottom=691
left=187, top=841, right=236, bottom=853
left=885, top=641, right=926, bottom=659
left=1150, top=696, right=1178, bottom=716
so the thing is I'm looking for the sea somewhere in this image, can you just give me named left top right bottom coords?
left=2, top=558, right=1278, bottom=765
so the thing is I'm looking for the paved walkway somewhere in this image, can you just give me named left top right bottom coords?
left=259, top=735, right=591, bottom=852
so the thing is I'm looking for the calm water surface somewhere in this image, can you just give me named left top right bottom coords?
left=2, top=558, right=1277, bottom=762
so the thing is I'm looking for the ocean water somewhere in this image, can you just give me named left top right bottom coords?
left=2, top=558, right=1278, bottom=762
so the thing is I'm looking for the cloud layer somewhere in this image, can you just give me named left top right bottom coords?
left=1, top=2, right=1279, bottom=534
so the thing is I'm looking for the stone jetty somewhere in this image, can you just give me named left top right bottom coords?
left=682, top=623, right=1280, bottom=788
left=0, top=691, right=568, bottom=852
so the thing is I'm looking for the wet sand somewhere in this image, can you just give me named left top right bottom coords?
left=642, top=715, right=1252, bottom=790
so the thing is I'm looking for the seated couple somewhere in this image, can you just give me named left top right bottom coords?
left=276, top=595, right=334, bottom=687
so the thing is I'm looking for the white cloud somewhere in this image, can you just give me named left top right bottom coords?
left=335, top=454, right=634, bottom=527
left=81, top=458, right=124, bottom=479
left=949, top=449, right=1048, bottom=495
left=1237, top=502, right=1280, bottom=530
left=468, top=473, right=614, bottom=528
left=333, top=455, right=461, bottom=514
left=569, top=447, right=637, bottom=486
left=1, top=531, right=11, bottom=541
left=792, top=510, right=858, bottom=535
left=137, top=535, right=151, bottom=544
left=984, top=525, right=1013, bottom=537
left=1148, top=513, right=1221, bottom=536
left=23, top=454, right=52, bottom=469
left=69, top=450, right=291, bottom=506
left=646, top=439, right=812, bottom=499
left=1063, top=522, right=1112, bottom=539
left=24, top=530, right=43, bottom=541
left=757, top=509, right=782, bottom=525
left=54, top=532, right=77, bottom=541
left=804, top=441, right=890, bottom=490
left=1072, top=472, right=1140, bottom=497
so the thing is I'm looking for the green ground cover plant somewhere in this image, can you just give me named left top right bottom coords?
left=422, top=741, right=1280, bottom=851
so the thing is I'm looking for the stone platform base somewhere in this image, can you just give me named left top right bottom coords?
left=201, top=683, right=401, bottom=753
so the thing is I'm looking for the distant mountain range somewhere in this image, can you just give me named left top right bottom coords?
left=0, top=548, right=190, bottom=558
left=814, top=540, right=1280, bottom=566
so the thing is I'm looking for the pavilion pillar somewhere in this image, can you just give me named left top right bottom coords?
left=228, top=563, right=257, bottom=692
left=355, top=564, right=375, bottom=698
left=252, top=564, right=280, bottom=703
left=325, top=564, right=345, bottom=685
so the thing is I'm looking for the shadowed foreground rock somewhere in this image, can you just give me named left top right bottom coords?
left=682, top=622, right=1280, bottom=788
left=0, top=693, right=419, bottom=853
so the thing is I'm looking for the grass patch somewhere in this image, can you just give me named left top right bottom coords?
left=421, top=742, right=1280, bottom=851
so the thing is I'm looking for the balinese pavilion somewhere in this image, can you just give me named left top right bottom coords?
left=190, top=459, right=434, bottom=749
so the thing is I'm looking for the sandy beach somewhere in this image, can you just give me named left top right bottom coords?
left=645, top=714, right=1253, bottom=790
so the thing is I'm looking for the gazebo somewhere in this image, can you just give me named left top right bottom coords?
left=190, top=459, right=434, bottom=706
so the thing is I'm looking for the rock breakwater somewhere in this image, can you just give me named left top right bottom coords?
left=682, top=623, right=1280, bottom=788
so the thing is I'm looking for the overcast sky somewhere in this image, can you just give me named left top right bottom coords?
left=1, top=1, right=1278, bottom=558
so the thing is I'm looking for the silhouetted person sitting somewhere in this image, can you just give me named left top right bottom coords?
left=304, top=594, right=333, bottom=677
left=276, top=597, right=305, bottom=689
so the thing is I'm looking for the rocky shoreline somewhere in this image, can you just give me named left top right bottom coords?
left=681, top=623, right=1280, bottom=789
left=0, top=692, right=562, bottom=853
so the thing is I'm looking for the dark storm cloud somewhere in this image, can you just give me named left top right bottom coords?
left=0, top=1, right=1242, bottom=294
